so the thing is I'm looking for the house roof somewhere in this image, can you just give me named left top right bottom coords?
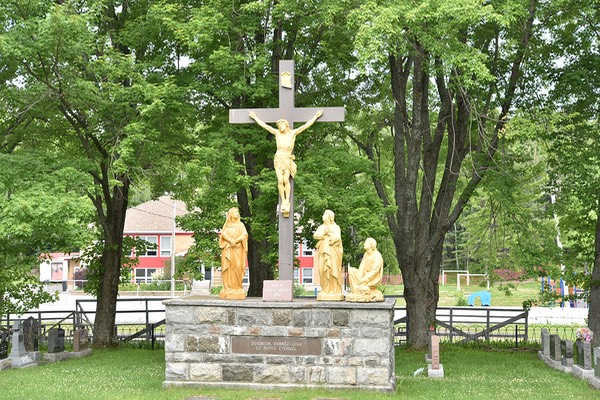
left=124, top=195, right=191, bottom=234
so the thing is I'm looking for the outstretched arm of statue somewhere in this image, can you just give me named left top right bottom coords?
left=293, top=109, right=323, bottom=136
left=249, top=111, right=277, bottom=135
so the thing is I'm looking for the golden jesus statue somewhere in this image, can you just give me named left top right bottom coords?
left=249, top=109, right=323, bottom=217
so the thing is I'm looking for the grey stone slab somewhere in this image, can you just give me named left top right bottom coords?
left=22, top=317, right=39, bottom=352
left=43, top=352, right=70, bottom=363
left=561, top=339, right=573, bottom=367
left=0, top=357, right=11, bottom=370
left=594, top=347, right=600, bottom=377
left=572, top=364, right=595, bottom=380
left=549, top=334, right=561, bottom=361
left=575, top=340, right=592, bottom=369
left=47, top=327, right=65, bottom=353
left=541, top=328, right=550, bottom=356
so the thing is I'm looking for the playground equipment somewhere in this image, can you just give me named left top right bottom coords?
left=541, top=277, right=588, bottom=308
left=441, top=270, right=490, bottom=291
left=467, top=290, right=491, bottom=306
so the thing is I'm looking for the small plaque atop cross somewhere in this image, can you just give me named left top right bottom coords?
left=229, top=60, right=345, bottom=281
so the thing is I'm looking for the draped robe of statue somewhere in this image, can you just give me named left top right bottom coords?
left=219, top=208, right=248, bottom=300
left=346, top=238, right=385, bottom=302
left=314, top=211, right=344, bottom=301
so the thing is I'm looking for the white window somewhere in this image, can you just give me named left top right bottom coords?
left=243, top=269, right=250, bottom=284
left=302, top=239, right=314, bottom=257
left=139, top=236, right=158, bottom=256
left=294, top=268, right=299, bottom=284
left=135, top=268, right=157, bottom=283
left=302, top=268, right=313, bottom=284
left=160, top=236, right=172, bottom=257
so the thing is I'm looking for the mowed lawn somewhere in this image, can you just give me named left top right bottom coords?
left=0, top=345, right=595, bottom=400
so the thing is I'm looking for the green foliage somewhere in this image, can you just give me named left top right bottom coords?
left=79, top=235, right=149, bottom=297
left=455, top=296, right=469, bottom=307
left=210, top=286, right=223, bottom=295
left=0, top=149, right=94, bottom=315
left=293, top=284, right=310, bottom=297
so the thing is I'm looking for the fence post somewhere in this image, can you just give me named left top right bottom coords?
left=515, top=324, right=518, bottom=348
left=449, top=308, right=453, bottom=344
left=485, top=309, right=490, bottom=341
left=146, top=299, right=151, bottom=341
left=524, top=309, right=529, bottom=343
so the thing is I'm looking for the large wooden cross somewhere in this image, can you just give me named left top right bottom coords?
left=229, top=60, right=345, bottom=281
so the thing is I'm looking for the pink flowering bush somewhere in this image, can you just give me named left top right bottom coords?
left=575, top=327, right=593, bottom=342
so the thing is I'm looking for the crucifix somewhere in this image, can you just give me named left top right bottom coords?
left=229, top=60, right=345, bottom=281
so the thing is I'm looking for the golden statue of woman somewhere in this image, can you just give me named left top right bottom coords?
left=219, top=207, right=248, bottom=300
left=249, top=109, right=323, bottom=217
left=313, top=209, right=344, bottom=301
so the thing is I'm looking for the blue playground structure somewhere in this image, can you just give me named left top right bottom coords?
left=467, top=290, right=491, bottom=306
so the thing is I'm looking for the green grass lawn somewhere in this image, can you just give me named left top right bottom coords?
left=0, top=346, right=595, bottom=400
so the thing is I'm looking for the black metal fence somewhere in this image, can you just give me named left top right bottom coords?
left=1, top=301, right=583, bottom=350
left=393, top=307, right=581, bottom=347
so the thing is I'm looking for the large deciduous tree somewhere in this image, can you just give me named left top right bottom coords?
left=536, top=0, right=600, bottom=345
left=349, top=0, right=537, bottom=346
left=0, top=1, right=193, bottom=346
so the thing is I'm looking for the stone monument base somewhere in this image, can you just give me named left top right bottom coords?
left=0, top=358, right=11, bottom=370
left=428, top=364, right=444, bottom=378
left=316, top=292, right=345, bottom=301
left=70, top=348, right=93, bottom=358
left=345, top=291, right=384, bottom=303
left=163, top=296, right=397, bottom=392
left=10, top=352, right=38, bottom=368
left=219, top=289, right=246, bottom=300
left=43, top=351, right=70, bottom=363
left=571, top=364, right=594, bottom=379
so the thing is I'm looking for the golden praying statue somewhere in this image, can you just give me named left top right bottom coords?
left=346, top=237, right=385, bottom=302
left=314, top=209, right=344, bottom=301
left=219, top=207, right=248, bottom=300
left=249, top=109, right=323, bottom=217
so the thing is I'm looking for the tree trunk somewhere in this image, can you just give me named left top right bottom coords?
left=92, top=180, right=129, bottom=347
left=588, top=193, right=600, bottom=347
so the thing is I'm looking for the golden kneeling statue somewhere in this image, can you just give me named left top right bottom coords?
left=219, top=207, right=248, bottom=300
left=346, top=237, right=384, bottom=303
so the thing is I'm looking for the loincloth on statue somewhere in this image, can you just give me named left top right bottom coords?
left=274, top=153, right=297, bottom=177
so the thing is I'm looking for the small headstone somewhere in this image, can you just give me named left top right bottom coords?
left=590, top=347, right=600, bottom=389
left=73, top=328, right=89, bottom=352
left=575, top=340, right=592, bottom=369
left=540, top=328, right=550, bottom=357
left=560, top=339, right=573, bottom=368
left=22, top=316, right=39, bottom=352
left=47, top=327, right=66, bottom=353
left=9, top=320, right=36, bottom=368
left=549, top=334, right=561, bottom=361
left=595, top=347, right=600, bottom=377
left=262, top=280, right=293, bottom=302
left=572, top=339, right=595, bottom=379
left=427, top=335, right=444, bottom=378
left=425, top=327, right=434, bottom=363
left=0, top=330, right=8, bottom=360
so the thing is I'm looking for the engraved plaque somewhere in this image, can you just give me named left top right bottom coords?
left=262, top=280, right=293, bottom=302
left=280, top=71, right=292, bottom=89
left=232, top=336, right=321, bottom=356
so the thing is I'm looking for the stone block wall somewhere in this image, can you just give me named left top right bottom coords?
left=163, top=297, right=396, bottom=392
